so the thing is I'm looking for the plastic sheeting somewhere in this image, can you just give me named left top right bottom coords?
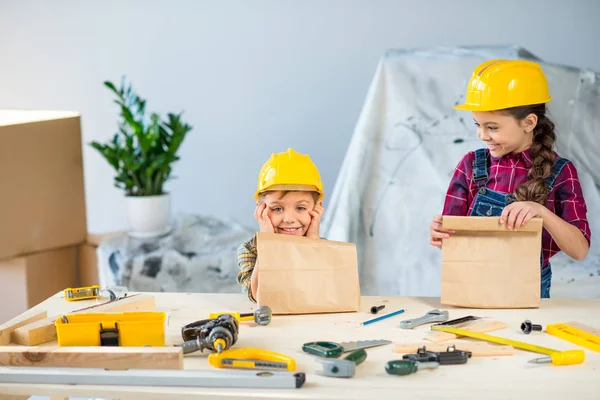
left=97, top=214, right=253, bottom=293
left=322, top=45, right=600, bottom=298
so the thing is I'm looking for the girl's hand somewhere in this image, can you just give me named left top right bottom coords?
left=254, top=203, right=274, bottom=233
left=430, top=215, right=454, bottom=247
left=306, top=202, right=325, bottom=239
left=500, top=201, right=545, bottom=230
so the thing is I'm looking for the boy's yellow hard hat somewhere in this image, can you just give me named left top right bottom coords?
left=255, top=148, right=324, bottom=200
left=454, top=59, right=552, bottom=111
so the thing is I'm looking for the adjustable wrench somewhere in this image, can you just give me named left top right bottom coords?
left=399, top=309, right=449, bottom=329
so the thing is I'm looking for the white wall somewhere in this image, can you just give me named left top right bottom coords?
left=1, top=0, right=599, bottom=233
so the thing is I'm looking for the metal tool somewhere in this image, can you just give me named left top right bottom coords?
left=545, top=323, right=600, bottom=352
left=209, top=306, right=272, bottom=326
left=399, top=309, right=449, bottom=329
left=521, top=320, right=543, bottom=334
left=302, top=339, right=391, bottom=358
left=402, top=345, right=471, bottom=365
left=0, top=366, right=306, bottom=389
left=385, top=360, right=439, bottom=376
left=431, top=315, right=480, bottom=328
left=208, top=347, right=296, bottom=371
left=431, top=326, right=585, bottom=366
left=370, top=305, right=385, bottom=314
left=177, top=314, right=239, bottom=354
left=63, top=285, right=101, bottom=301
left=316, top=349, right=367, bottom=378
left=359, top=308, right=405, bottom=326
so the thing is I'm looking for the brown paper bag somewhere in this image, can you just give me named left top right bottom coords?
left=441, top=216, right=543, bottom=309
left=256, top=232, right=360, bottom=314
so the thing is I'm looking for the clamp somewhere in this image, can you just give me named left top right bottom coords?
left=399, top=309, right=449, bottom=329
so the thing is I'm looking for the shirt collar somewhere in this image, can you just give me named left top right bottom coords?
left=490, top=147, right=533, bottom=168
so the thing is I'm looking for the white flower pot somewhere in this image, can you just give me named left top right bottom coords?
left=125, top=193, right=172, bottom=238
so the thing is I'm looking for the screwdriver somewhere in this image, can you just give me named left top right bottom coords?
left=385, top=360, right=439, bottom=376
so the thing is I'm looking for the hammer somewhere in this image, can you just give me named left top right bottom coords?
left=209, top=305, right=272, bottom=326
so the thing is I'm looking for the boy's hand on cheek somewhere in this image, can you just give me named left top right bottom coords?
left=306, top=202, right=324, bottom=239
left=255, top=203, right=274, bottom=233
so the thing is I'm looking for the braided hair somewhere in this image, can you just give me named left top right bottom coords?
left=502, top=103, right=557, bottom=205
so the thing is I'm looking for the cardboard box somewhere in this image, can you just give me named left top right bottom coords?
left=0, top=110, right=87, bottom=260
left=441, top=216, right=543, bottom=309
left=0, top=246, right=78, bottom=323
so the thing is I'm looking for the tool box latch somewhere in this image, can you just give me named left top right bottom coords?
left=100, top=322, right=120, bottom=346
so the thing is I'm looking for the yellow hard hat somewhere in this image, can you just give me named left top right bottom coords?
left=254, top=148, right=324, bottom=200
left=454, top=59, right=552, bottom=111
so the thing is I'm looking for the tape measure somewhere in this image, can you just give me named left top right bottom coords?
left=431, top=326, right=585, bottom=366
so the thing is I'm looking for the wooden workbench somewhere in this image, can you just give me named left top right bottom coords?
left=0, top=292, right=599, bottom=399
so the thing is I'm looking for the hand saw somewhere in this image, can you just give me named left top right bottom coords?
left=208, top=347, right=296, bottom=371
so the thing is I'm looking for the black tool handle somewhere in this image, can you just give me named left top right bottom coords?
left=437, top=348, right=472, bottom=365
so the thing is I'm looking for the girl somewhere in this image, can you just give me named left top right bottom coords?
left=430, top=59, right=591, bottom=298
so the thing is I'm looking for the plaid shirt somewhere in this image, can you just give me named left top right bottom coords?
left=237, top=236, right=258, bottom=302
left=443, top=148, right=591, bottom=266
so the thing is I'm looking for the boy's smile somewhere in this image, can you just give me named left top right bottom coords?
left=260, top=191, right=316, bottom=236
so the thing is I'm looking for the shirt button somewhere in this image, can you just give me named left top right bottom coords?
left=486, top=210, right=493, bottom=216
left=478, top=187, right=487, bottom=195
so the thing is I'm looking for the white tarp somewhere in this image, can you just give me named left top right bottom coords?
left=322, top=45, right=600, bottom=298
left=97, top=214, right=253, bottom=294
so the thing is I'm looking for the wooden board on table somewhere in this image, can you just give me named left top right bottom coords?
left=566, top=321, right=600, bottom=336
left=394, top=341, right=515, bottom=356
left=425, top=320, right=507, bottom=343
left=0, top=346, right=183, bottom=370
left=11, top=294, right=156, bottom=346
left=0, top=310, right=47, bottom=345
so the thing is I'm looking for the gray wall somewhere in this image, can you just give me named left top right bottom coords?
left=1, top=0, right=598, bottom=233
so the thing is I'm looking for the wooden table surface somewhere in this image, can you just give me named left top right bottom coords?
left=0, top=292, right=599, bottom=399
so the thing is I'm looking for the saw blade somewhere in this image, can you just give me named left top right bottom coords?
left=338, top=339, right=392, bottom=352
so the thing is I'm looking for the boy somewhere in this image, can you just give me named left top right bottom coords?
left=237, top=148, right=325, bottom=302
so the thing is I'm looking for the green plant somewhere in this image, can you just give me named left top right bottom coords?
left=91, top=77, right=192, bottom=196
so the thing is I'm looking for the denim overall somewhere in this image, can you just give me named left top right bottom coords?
left=469, top=148, right=570, bottom=298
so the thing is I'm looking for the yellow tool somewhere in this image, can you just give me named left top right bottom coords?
left=64, top=286, right=101, bottom=301
left=209, top=306, right=272, bottom=326
left=431, top=326, right=585, bottom=366
left=208, top=347, right=296, bottom=371
left=55, top=311, right=166, bottom=347
left=546, top=323, right=600, bottom=352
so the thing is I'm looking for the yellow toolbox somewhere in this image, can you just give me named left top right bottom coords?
left=55, top=311, right=166, bottom=347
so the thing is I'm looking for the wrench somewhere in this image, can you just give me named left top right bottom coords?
left=399, top=309, right=449, bottom=329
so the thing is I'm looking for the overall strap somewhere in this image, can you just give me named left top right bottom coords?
left=545, top=157, right=570, bottom=192
left=472, top=148, right=488, bottom=188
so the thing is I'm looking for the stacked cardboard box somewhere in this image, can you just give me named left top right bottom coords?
left=0, top=110, right=89, bottom=322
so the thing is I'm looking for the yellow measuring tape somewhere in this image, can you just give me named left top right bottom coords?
left=431, top=326, right=585, bottom=366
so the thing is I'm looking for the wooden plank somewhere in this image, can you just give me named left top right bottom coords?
left=11, top=294, right=156, bottom=346
left=567, top=321, right=600, bottom=336
left=394, top=341, right=515, bottom=356
left=0, top=346, right=183, bottom=370
left=425, top=320, right=507, bottom=343
left=0, top=310, right=47, bottom=345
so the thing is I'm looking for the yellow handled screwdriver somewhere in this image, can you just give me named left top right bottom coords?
left=431, top=326, right=585, bottom=366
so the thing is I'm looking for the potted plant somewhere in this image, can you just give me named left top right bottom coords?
left=91, top=77, right=192, bottom=237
